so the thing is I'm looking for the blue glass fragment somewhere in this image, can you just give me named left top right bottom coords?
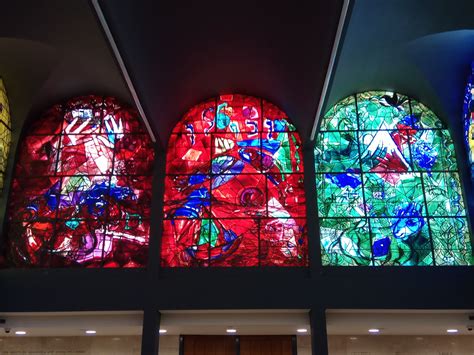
left=391, top=203, right=425, bottom=240
left=189, top=174, right=208, bottom=185
left=400, top=114, right=420, bottom=129
left=216, top=103, right=231, bottom=129
left=274, top=119, right=286, bottom=132
left=237, top=139, right=281, bottom=154
left=325, top=172, right=361, bottom=189
left=44, top=181, right=61, bottom=211
left=372, top=237, right=391, bottom=257
left=412, top=140, right=437, bottom=170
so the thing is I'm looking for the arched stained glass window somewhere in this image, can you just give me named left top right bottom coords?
left=464, top=62, right=474, bottom=178
left=162, top=94, right=307, bottom=267
left=315, top=91, right=473, bottom=266
left=0, top=78, right=11, bottom=190
left=6, top=96, right=154, bottom=267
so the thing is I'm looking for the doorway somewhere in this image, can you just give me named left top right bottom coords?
left=182, top=335, right=296, bottom=355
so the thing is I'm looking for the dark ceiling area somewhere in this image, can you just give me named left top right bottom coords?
left=326, top=0, right=474, bottom=135
left=1, top=0, right=474, bottom=148
left=99, top=0, right=344, bottom=147
left=0, top=0, right=130, bottom=137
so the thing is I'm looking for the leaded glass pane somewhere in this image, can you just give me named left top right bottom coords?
left=463, top=63, right=474, bottom=177
left=320, top=218, right=372, bottom=266
left=316, top=91, right=473, bottom=266
left=162, top=94, right=307, bottom=267
left=0, top=78, right=11, bottom=191
left=6, top=96, right=154, bottom=268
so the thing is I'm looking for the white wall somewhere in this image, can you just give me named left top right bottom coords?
left=297, top=335, right=311, bottom=355
left=328, top=335, right=474, bottom=355
left=158, top=335, right=179, bottom=355
left=4, top=334, right=473, bottom=354
left=0, top=336, right=141, bottom=354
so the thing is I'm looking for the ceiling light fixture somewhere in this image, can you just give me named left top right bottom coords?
left=85, top=330, right=97, bottom=335
left=296, top=328, right=308, bottom=333
left=226, top=328, right=237, bottom=334
left=447, top=329, right=458, bottom=333
left=15, top=331, right=26, bottom=335
left=368, top=328, right=380, bottom=333
left=159, top=329, right=167, bottom=334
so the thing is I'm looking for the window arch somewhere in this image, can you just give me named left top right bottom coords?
left=315, top=91, right=473, bottom=266
left=6, top=95, right=154, bottom=267
left=162, top=94, right=307, bottom=267
left=0, top=78, right=11, bottom=190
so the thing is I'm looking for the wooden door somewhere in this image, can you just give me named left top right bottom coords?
left=240, top=335, right=293, bottom=355
left=183, top=335, right=236, bottom=355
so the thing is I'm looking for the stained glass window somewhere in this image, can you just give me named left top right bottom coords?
left=464, top=62, right=474, bottom=178
left=315, top=91, right=473, bottom=266
left=162, top=94, right=307, bottom=267
left=6, top=95, right=154, bottom=267
left=0, top=78, right=12, bottom=190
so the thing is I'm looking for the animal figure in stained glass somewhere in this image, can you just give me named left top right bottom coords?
left=162, top=94, right=307, bottom=267
left=6, top=96, right=154, bottom=267
left=316, top=91, right=473, bottom=266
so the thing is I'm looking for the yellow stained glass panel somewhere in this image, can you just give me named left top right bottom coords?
left=0, top=78, right=11, bottom=190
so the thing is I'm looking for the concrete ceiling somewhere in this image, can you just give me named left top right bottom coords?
left=1, top=0, right=473, bottom=148
left=324, top=0, right=474, bottom=139
left=0, top=0, right=131, bottom=138
left=98, top=0, right=345, bottom=147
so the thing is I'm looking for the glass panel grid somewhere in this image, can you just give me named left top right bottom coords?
left=316, top=91, right=473, bottom=266
left=162, top=94, right=307, bottom=267
left=6, top=96, right=154, bottom=268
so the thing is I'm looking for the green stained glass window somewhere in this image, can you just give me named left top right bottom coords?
left=315, top=91, right=473, bottom=266
left=0, top=78, right=11, bottom=190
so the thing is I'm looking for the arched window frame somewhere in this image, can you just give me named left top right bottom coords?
left=4, top=95, right=154, bottom=268
left=161, top=94, right=308, bottom=267
left=315, top=91, right=473, bottom=266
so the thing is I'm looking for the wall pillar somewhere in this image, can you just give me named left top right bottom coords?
left=141, top=308, right=161, bottom=355
left=310, top=309, right=328, bottom=355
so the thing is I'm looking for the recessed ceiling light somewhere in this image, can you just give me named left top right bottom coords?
left=368, top=328, right=380, bottom=333
left=159, top=329, right=167, bottom=334
left=85, top=330, right=97, bottom=335
left=226, top=328, right=237, bottom=334
left=447, top=329, right=458, bottom=333
left=15, top=331, right=26, bottom=335
left=296, top=328, right=308, bottom=333
left=349, top=337, right=358, bottom=340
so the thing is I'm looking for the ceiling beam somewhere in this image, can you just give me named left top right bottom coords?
left=310, top=0, right=352, bottom=142
left=91, top=0, right=157, bottom=143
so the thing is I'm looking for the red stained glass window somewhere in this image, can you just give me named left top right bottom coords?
left=162, top=94, right=307, bottom=267
left=5, top=96, right=154, bottom=268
